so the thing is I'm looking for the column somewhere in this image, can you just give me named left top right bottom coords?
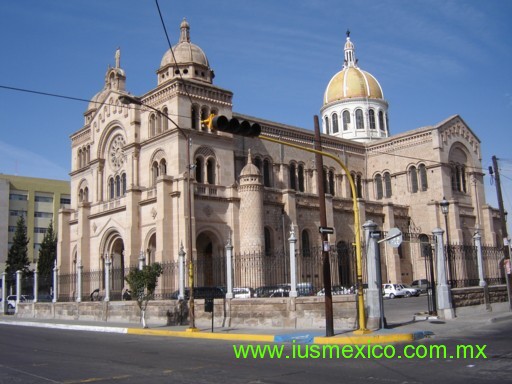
left=33, top=262, right=39, bottom=303
left=1, top=273, right=6, bottom=314
left=104, top=254, right=111, bottom=302
left=15, top=270, right=21, bottom=314
left=52, top=260, right=58, bottom=303
left=363, top=220, right=380, bottom=329
left=433, top=228, right=454, bottom=319
left=225, top=237, right=233, bottom=299
left=178, top=243, right=185, bottom=300
left=76, top=260, right=83, bottom=303
left=138, top=250, right=146, bottom=270
left=474, top=232, right=490, bottom=310
left=289, top=224, right=298, bottom=298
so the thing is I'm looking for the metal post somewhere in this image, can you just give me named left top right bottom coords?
left=138, top=250, right=145, bottom=270
left=474, top=232, right=490, bottom=310
left=76, top=260, right=83, bottom=303
left=33, top=261, right=38, bottom=303
left=178, top=243, right=185, bottom=300
left=1, top=272, right=6, bottom=314
left=105, top=255, right=111, bottom=302
left=52, top=260, right=58, bottom=303
left=225, top=236, right=233, bottom=299
left=289, top=224, right=298, bottom=298
left=15, top=270, right=22, bottom=314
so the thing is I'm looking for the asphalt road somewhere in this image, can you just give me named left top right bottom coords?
left=0, top=316, right=511, bottom=384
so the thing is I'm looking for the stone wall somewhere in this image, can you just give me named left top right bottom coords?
left=15, top=296, right=357, bottom=330
left=451, top=285, right=508, bottom=309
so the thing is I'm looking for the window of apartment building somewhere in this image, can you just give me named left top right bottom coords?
left=9, top=193, right=27, bottom=201
left=35, top=195, right=53, bottom=203
left=34, top=212, right=53, bottom=218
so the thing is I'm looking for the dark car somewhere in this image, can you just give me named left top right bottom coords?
left=170, top=287, right=225, bottom=300
left=254, top=284, right=290, bottom=298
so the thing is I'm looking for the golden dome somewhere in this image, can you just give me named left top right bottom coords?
left=323, top=32, right=384, bottom=105
left=324, top=67, right=383, bottom=104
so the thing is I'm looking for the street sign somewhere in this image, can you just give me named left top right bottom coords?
left=383, top=227, right=403, bottom=248
left=319, top=226, right=334, bottom=234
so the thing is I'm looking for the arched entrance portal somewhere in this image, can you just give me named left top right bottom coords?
left=102, top=232, right=125, bottom=300
left=147, top=233, right=156, bottom=265
left=196, top=231, right=225, bottom=288
left=337, top=241, right=353, bottom=288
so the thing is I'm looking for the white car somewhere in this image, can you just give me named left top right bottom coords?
left=6, top=295, right=30, bottom=309
left=382, top=284, right=406, bottom=299
left=397, top=284, right=420, bottom=297
left=232, top=287, right=253, bottom=298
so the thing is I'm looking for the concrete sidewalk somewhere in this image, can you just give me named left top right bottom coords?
left=1, top=308, right=511, bottom=345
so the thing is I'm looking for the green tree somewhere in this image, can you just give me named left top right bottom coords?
left=124, top=263, right=163, bottom=328
left=37, top=220, right=57, bottom=294
left=6, top=215, right=31, bottom=288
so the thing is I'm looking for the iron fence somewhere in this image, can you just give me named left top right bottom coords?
left=447, top=244, right=506, bottom=288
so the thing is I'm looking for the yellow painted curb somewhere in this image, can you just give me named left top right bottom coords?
left=314, top=333, right=415, bottom=345
left=127, top=328, right=275, bottom=343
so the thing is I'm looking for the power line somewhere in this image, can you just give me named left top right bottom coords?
left=154, top=0, right=196, bottom=108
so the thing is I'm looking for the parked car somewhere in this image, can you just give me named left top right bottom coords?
left=382, top=284, right=406, bottom=299
left=170, top=286, right=225, bottom=300
left=397, top=284, right=420, bottom=297
left=296, top=282, right=315, bottom=296
left=6, top=294, right=30, bottom=309
left=254, top=284, right=290, bottom=298
left=316, top=285, right=352, bottom=296
left=411, top=279, right=431, bottom=293
left=232, top=287, right=254, bottom=298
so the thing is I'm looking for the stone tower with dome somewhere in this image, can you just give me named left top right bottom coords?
left=321, top=31, right=389, bottom=142
left=238, top=149, right=265, bottom=253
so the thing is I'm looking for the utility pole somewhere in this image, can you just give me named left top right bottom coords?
left=314, top=116, right=334, bottom=337
left=490, top=155, right=512, bottom=310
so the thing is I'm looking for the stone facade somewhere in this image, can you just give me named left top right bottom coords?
left=57, top=21, right=505, bottom=302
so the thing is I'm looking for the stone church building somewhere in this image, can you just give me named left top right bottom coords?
left=57, top=20, right=503, bottom=298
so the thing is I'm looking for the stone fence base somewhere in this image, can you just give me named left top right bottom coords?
left=15, top=295, right=357, bottom=329
left=452, top=285, right=508, bottom=316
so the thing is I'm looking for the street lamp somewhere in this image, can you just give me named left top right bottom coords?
left=440, top=197, right=453, bottom=286
left=119, top=94, right=197, bottom=331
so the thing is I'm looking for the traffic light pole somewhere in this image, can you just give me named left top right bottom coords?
left=259, top=127, right=370, bottom=335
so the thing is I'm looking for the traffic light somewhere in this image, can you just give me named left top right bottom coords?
left=202, top=115, right=261, bottom=137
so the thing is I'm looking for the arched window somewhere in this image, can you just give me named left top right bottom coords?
left=350, top=173, right=363, bottom=198
left=289, top=163, right=297, bottom=190
left=343, top=111, right=350, bottom=131
left=378, top=111, right=385, bottom=131
left=206, top=158, right=215, bottom=184
left=109, top=178, right=115, bottom=200
left=191, top=106, right=198, bottom=130
left=298, top=164, right=305, bottom=192
left=332, top=113, right=339, bottom=134
left=149, top=113, right=157, bottom=137
left=451, top=164, right=467, bottom=193
left=195, top=157, right=204, bottom=183
left=375, top=174, right=383, bottom=200
left=419, top=164, right=428, bottom=191
left=264, top=227, right=272, bottom=256
left=152, top=161, right=159, bottom=185
left=409, top=166, right=418, bottom=193
left=301, top=230, right=311, bottom=257
left=355, top=109, right=364, bottom=129
left=121, top=174, right=127, bottom=196
left=328, top=170, right=335, bottom=196
left=115, top=175, right=121, bottom=197
left=384, top=172, right=392, bottom=198
left=263, top=159, right=272, bottom=187
left=324, top=116, right=330, bottom=133
left=253, top=157, right=262, bottom=172
left=162, top=107, right=169, bottom=131
left=79, top=189, right=84, bottom=203
left=369, top=109, right=376, bottom=129
left=160, top=159, right=167, bottom=176
left=78, top=148, right=83, bottom=169
left=200, top=108, right=209, bottom=131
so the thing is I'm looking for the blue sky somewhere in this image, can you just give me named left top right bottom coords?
left=1, top=0, right=511, bottom=215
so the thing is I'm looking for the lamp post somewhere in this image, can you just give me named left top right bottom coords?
left=440, top=197, right=453, bottom=286
left=119, top=95, right=197, bottom=330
